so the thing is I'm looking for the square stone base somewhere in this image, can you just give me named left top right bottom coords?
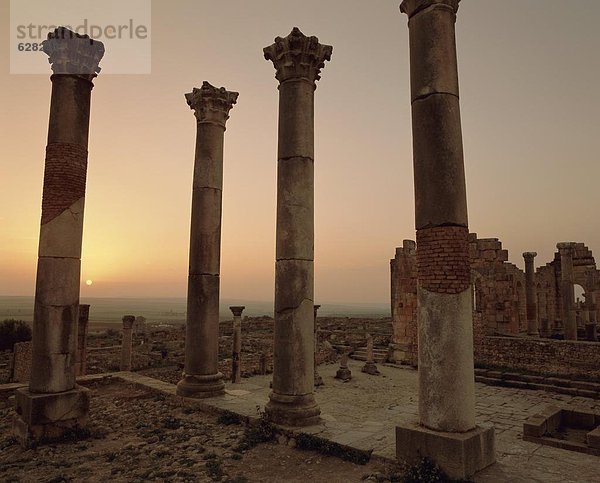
left=396, top=421, right=495, bottom=480
left=13, top=385, right=90, bottom=446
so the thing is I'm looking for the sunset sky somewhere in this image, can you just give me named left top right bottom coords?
left=1, top=0, right=599, bottom=304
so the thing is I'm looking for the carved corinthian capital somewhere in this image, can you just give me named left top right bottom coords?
left=400, top=0, right=460, bottom=18
left=185, top=81, right=239, bottom=128
left=264, top=27, right=332, bottom=85
left=42, top=27, right=105, bottom=80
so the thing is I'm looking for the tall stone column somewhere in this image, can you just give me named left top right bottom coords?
left=558, top=242, right=577, bottom=340
left=523, top=252, right=539, bottom=336
left=396, top=2, right=494, bottom=479
left=120, top=315, right=135, bottom=371
left=230, top=306, right=245, bottom=384
left=75, top=304, right=90, bottom=376
left=13, top=27, right=104, bottom=445
left=313, top=304, right=324, bottom=386
left=263, top=28, right=332, bottom=426
left=177, top=82, right=238, bottom=398
left=538, top=291, right=549, bottom=338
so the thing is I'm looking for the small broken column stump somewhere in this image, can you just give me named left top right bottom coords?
left=362, top=334, right=380, bottom=375
left=314, top=304, right=324, bottom=386
left=335, top=352, right=352, bottom=382
left=177, top=82, right=238, bottom=398
left=120, top=315, right=135, bottom=371
left=263, top=27, right=332, bottom=426
left=230, top=306, right=245, bottom=383
left=13, top=27, right=103, bottom=446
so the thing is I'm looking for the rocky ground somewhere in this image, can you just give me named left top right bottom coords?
left=0, top=379, right=403, bottom=483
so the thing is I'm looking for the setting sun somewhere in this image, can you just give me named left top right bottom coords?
left=85, top=280, right=93, bottom=286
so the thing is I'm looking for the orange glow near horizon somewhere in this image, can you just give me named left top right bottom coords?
left=2, top=1, right=600, bottom=303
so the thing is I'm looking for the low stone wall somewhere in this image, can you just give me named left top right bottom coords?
left=475, top=335, right=600, bottom=380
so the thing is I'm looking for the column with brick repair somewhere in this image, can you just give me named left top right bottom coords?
left=523, top=252, right=539, bottom=337
left=263, top=28, right=332, bottom=426
left=75, top=304, right=90, bottom=376
left=13, top=27, right=104, bottom=445
left=177, top=82, right=238, bottom=398
left=397, top=2, right=494, bottom=479
left=120, top=315, right=135, bottom=371
left=230, top=306, right=245, bottom=383
left=558, top=242, right=577, bottom=340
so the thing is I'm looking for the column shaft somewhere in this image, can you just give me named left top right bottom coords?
left=523, top=253, right=539, bottom=336
left=558, top=243, right=577, bottom=340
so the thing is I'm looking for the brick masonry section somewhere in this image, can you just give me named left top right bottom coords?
left=416, top=225, right=470, bottom=294
left=41, top=142, right=88, bottom=225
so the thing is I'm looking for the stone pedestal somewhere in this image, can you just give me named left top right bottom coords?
left=398, top=1, right=494, bottom=477
left=523, top=252, right=539, bottom=336
left=335, top=352, right=352, bottom=381
left=120, top=315, right=135, bottom=371
left=230, top=306, right=245, bottom=384
left=177, top=82, right=238, bottom=399
left=75, top=304, right=90, bottom=376
left=263, top=28, right=332, bottom=426
left=314, top=304, right=324, bottom=386
left=362, top=334, right=380, bottom=375
left=13, top=27, right=104, bottom=446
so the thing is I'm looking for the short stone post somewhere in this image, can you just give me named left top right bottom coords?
left=120, top=315, right=135, bottom=371
left=397, top=1, right=495, bottom=478
left=230, top=306, right=245, bottom=383
left=335, top=351, right=352, bottom=381
left=75, top=304, right=90, bottom=376
left=177, top=82, right=238, bottom=398
left=263, top=27, right=332, bottom=426
left=362, top=334, right=380, bottom=375
left=523, top=252, right=539, bottom=337
left=558, top=242, right=577, bottom=340
left=314, top=304, right=324, bottom=386
left=259, top=352, right=268, bottom=375
left=13, top=27, right=104, bottom=445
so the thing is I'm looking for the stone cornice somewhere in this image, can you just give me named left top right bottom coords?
left=264, top=27, right=332, bottom=86
left=185, top=81, right=238, bottom=127
left=42, top=27, right=104, bottom=81
left=400, top=0, right=460, bottom=18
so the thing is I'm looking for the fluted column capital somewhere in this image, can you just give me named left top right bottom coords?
left=523, top=252, right=537, bottom=262
left=264, top=27, right=332, bottom=86
left=400, top=0, right=460, bottom=18
left=185, top=81, right=239, bottom=128
left=42, top=27, right=104, bottom=81
left=229, top=306, right=245, bottom=317
left=122, top=315, right=135, bottom=330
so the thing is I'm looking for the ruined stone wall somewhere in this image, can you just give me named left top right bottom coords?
left=475, top=336, right=600, bottom=380
left=11, top=341, right=32, bottom=383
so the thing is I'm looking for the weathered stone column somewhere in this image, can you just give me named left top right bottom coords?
left=523, top=252, right=539, bottom=337
left=230, top=306, right=245, bottom=384
left=120, top=315, right=135, bottom=371
left=538, top=291, right=549, bottom=338
left=335, top=351, right=352, bottom=381
left=558, top=242, right=577, bottom=340
left=263, top=28, right=332, bottom=426
left=13, top=27, right=104, bottom=445
left=75, top=304, right=90, bottom=376
left=397, top=2, right=494, bottom=478
left=313, top=304, right=324, bottom=386
left=177, top=82, right=238, bottom=398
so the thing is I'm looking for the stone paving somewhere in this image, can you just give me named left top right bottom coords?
left=4, top=362, right=599, bottom=481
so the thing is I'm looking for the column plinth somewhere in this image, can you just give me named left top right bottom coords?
left=523, top=252, right=539, bottom=337
left=263, top=28, right=332, bottom=426
left=13, top=27, right=103, bottom=446
left=177, top=82, right=238, bottom=399
left=396, top=2, right=494, bottom=478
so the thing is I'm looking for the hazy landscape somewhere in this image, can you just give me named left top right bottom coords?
left=0, top=296, right=390, bottom=325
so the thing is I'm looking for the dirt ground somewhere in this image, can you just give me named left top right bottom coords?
left=0, top=380, right=403, bottom=483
